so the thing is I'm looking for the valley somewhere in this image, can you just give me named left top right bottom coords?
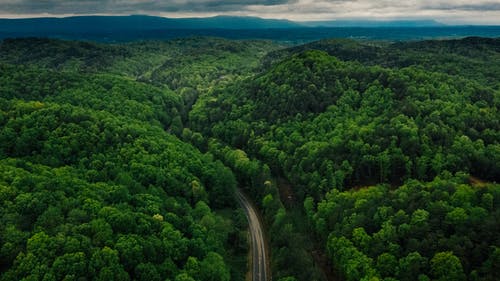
left=0, top=36, right=499, bottom=281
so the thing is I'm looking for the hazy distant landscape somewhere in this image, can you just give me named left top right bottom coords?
left=1, top=15, right=500, bottom=42
left=0, top=2, right=499, bottom=281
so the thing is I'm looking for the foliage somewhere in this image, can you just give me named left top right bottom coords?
left=0, top=37, right=261, bottom=279
left=1, top=36, right=499, bottom=281
left=192, top=49, right=499, bottom=197
left=189, top=37, right=500, bottom=280
left=315, top=175, right=500, bottom=280
left=264, top=37, right=500, bottom=88
left=0, top=98, right=241, bottom=280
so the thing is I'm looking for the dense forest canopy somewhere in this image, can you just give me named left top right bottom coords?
left=0, top=36, right=499, bottom=281
left=0, top=37, right=280, bottom=281
left=189, top=37, right=500, bottom=280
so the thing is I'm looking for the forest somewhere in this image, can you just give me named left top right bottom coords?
left=0, top=36, right=499, bottom=281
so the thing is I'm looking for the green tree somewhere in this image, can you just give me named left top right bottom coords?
left=430, top=252, right=466, bottom=281
left=397, top=252, right=427, bottom=281
left=52, top=252, right=87, bottom=280
left=199, top=252, right=230, bottom=281
left=135, top=263, right=161, bottom=281
left=376, top=253, right=398, bottom=277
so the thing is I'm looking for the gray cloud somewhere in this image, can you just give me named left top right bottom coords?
left=0, top=0, right=296, bottom=14
left=0, top=0, right=499, bottom=24
left=423, top=2, right=500, bottom=11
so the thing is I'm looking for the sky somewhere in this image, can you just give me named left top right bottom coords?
left=0, top=0, right=499, bottom=24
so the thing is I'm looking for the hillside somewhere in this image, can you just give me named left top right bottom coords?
left=0, top=37, right=282, bottom=281
left=190, top=38, right=500, bottom=280
left=0, top=36, right=499, bottom=281
left=263, top=37, right=500, bottom=88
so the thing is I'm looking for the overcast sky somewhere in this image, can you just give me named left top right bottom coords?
left=0, top=0, right=499, bottom=24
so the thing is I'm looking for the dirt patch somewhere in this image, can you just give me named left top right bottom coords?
left=469, top=176, right=489, bottom=188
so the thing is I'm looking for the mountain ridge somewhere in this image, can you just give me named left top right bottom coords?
left=1, top=15, right=499, bottom=42
left=0, top=15, right=301, bottom=31
left=0, top=15, right=453, bottom=32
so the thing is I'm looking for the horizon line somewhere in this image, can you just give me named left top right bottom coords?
left=0, top=14, right=499, bottom=26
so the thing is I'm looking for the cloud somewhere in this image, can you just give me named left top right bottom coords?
left=0, top=0, right=499, bottom=24
left=0, top=0, right=296, bottom=14
left=423, top=2, right=500, bottom=11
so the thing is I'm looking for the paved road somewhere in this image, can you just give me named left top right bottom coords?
left=236, top=189, right=269, bottom=281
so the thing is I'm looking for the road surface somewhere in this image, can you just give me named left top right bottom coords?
left=236, top=189, right=269, bottom=281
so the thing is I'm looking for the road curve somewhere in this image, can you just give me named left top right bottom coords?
left=236, top=189, right=269, bottom=281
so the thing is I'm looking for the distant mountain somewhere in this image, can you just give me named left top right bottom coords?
left=0, top=15, right=447, bottom=35
left=301, top=19, right=446, bottom=27
left=0, top=15, right=300, bottom=33
left=1, top=15, right=499, bottom=42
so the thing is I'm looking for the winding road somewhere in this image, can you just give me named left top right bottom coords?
left=236, top=189, right=269, bottom=281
